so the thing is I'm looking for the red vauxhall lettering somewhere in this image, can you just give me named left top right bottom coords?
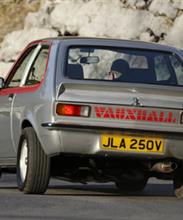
left=147, top=111, right=159, bottom=122
left=103, top=108, right=115, bottom=119
left=165, top=112, right=177, bottom=123
left=94, top=106, right=177, bottom=124
left=125, top=109, right=137, bottom=120
left=95, top=107, right=105, bottom=118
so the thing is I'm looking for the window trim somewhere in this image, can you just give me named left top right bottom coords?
left=0, top=41, right=51, bottom=96
left=4, top=45, right=37, bottom=88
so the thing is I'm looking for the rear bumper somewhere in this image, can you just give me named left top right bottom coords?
left=42, top=122, right=183, bottom=160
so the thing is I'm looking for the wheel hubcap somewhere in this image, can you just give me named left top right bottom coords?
left=19, top=140, right=28, bottom=182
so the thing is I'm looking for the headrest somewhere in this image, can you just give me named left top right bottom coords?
left=111, top=59, right=129, bottom=73
left=67, top=64, right=84, bottom=80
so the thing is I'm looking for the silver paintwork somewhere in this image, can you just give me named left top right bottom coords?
left=0, top=37, right=183, bottom=167
left=0, top=96, right=15, bottom=158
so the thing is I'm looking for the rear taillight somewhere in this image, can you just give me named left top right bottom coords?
left=56, top=103, right=90, bottom=117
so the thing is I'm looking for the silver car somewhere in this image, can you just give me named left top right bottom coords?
left=0, top=37, right=183, bottom=197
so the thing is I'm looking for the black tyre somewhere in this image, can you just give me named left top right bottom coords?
left=17, top=127, right=50, bottom=194
left=173, top=162, right=183, bottom=198
left=115, top=179, right=147, bottom=191
left=116, top=182, right=146, bottom=191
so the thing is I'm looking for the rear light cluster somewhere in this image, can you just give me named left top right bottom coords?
left=56, top=103, right=90, bottom=117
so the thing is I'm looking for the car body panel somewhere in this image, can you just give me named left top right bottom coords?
left=0, top=95, right=15, bottom=157
left=0, top=37, right=183, bottom=165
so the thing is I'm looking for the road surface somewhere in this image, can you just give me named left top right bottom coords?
left=0, top=174, right=182, bottom=220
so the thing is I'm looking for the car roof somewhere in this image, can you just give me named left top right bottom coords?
left=32, top=37, right=181, bottom=54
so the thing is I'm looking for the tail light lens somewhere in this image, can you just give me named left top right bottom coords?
left=56, top=103, right=90, bottom=117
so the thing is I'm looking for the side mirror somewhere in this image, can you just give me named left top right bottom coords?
left=0, top=77, right=5, bottom=89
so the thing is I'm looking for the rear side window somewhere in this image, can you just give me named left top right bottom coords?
left=66, top=47, right=183, bottom=87
left=169, top=55, right=183, bottom=85
left=154, top=55, right=171, bottom=81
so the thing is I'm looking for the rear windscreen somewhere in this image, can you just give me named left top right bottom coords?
left=66, top=47, right=183, bottom=86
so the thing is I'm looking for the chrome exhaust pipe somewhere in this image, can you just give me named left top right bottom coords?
left=151, top=162, right=177, bottom=173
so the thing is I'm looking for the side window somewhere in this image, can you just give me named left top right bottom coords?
left=154, top=55, right=171, bottom=81
left=25, top=47, right=49, bottom=86
left=7, top=47, right=36, bottom=88
left=169, top=55, right=183, bottom=85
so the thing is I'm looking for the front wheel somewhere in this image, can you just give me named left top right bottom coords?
left=17, top=127, right=50, bottom=194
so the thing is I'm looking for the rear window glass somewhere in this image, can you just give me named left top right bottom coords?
left=66, top=47, right=183, bottom=86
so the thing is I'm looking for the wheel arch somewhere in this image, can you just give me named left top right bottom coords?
left=20, top=119, right=42, bottom=150
left=20, top=117, right=61, bottom=156
left=21, top=120, right=33, bottom=130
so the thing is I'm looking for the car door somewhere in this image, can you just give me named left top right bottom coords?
left=11, top=44, right=50, bottom=150
left=0, top=44, right=40, bottom=158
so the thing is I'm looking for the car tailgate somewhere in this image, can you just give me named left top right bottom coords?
left=55, top=82, right=183, bottom=133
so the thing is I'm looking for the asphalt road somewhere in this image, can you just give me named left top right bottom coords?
left=0, top=174, right=182, bottom=220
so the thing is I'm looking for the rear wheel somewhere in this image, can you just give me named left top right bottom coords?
left=115, top=171, right=148, bottom=191
left=115, top=179, right=147, bottom=191
left=17, top=127, right=50, bottom=194
left=173, top=161, right=183, bottom=198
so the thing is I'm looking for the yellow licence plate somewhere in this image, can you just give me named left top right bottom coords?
left=101, top=135, right=164, bottom=153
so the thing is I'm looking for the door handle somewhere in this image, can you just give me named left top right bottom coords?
left=8, top=93, right=14, bottom=101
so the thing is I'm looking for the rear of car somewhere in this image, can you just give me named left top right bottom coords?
left=48, top=39, right=183, bottom=197
left=17, top=38, right=183, bottom=197
left=51, top=40, right=183, bottom=158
